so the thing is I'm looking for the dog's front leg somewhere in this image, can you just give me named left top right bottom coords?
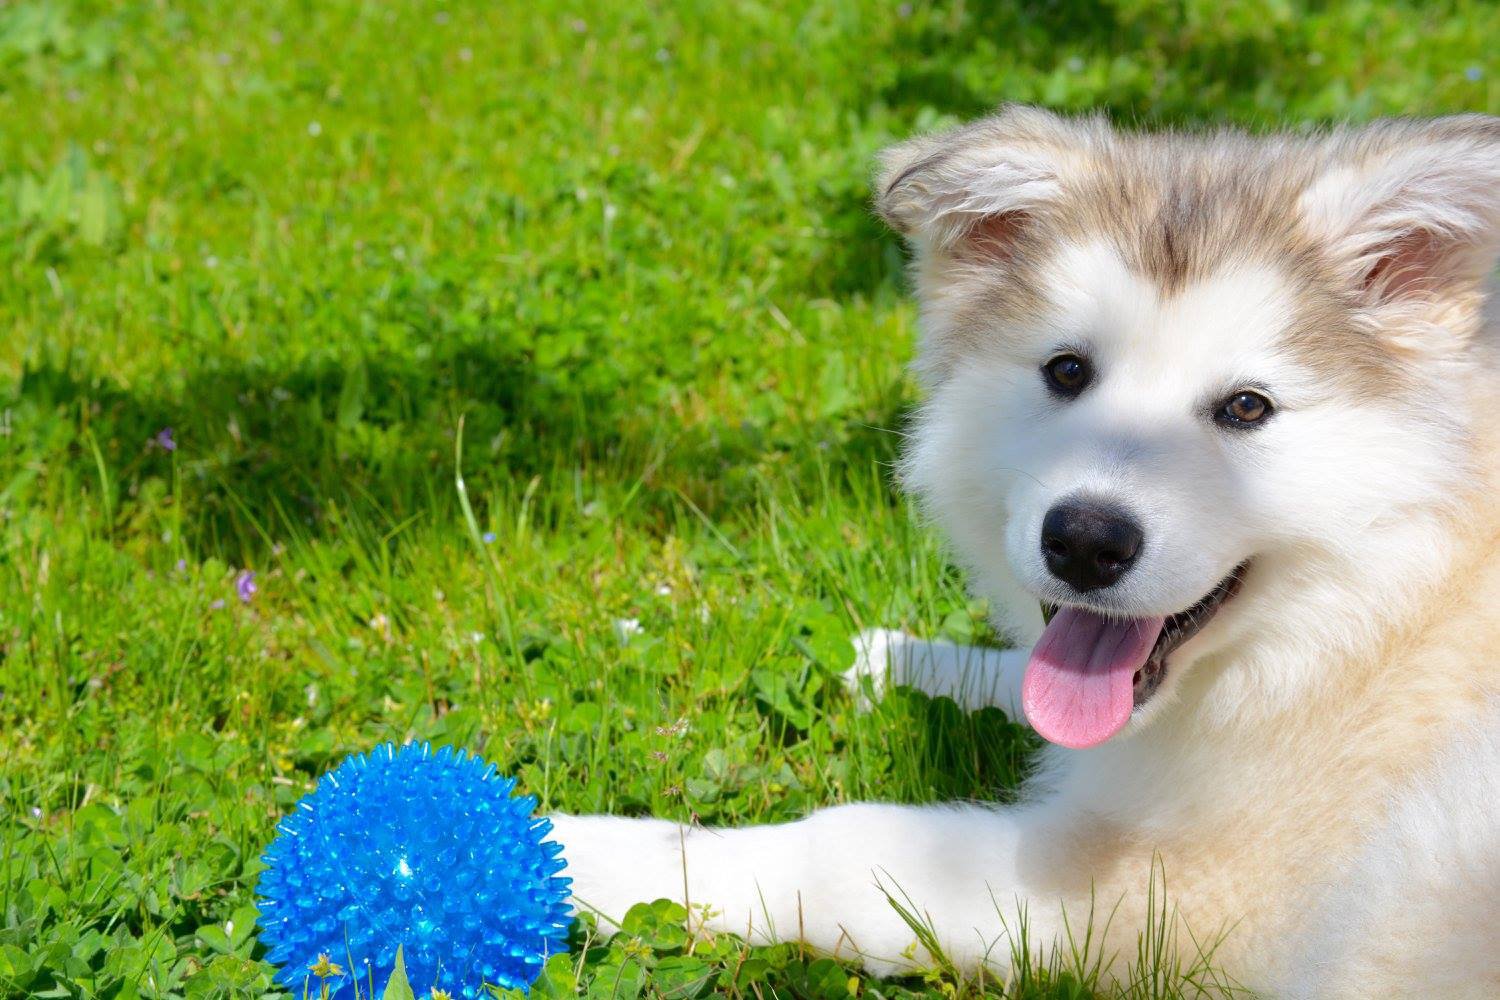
left=553, top=803, right=1039, bottom=977
left=845, top=629, right=1028, bottom=722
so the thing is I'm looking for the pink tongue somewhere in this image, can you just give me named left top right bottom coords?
left=1022, top=608, right=1166, bottom=749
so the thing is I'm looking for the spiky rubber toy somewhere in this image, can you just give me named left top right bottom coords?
left=256, top=742, right=571, bottom=997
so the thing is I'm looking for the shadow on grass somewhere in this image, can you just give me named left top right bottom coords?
left=15, top=342, right=912, bottom=563
left=871, top=0, right=1324, bottom=125
left=875, top=690, right=1039, bottom=805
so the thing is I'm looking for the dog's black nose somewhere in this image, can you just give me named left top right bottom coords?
left=1040, top=499, right=1144, bottom=592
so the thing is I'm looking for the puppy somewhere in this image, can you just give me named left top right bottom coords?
left=555, top=108, right=1500, bottom=998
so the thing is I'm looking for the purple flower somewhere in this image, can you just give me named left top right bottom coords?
left=1466, top=66, right=1484, bottom=82
left=175, top=558, right=187, bottom=572
left=154, top=427, right=177, bottom=451
left=482, top=531, right=496, bottom=544
left=235, top=569, right=257, bottom=604
left=209, top=599, right=226, bottom=610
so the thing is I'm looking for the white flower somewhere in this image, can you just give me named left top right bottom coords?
left=613, top=618, right=643, bottom=644
left=656, top=718, right=690, bottom=738
left=307, top=120, right=322, bottom=137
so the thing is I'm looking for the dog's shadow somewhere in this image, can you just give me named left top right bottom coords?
left=16, top=347, right=914, bottom=568
left=863, top=686, right=1039, bottom=804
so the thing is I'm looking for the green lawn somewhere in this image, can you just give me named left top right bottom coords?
left=1, top=1, right=1495, bottom=998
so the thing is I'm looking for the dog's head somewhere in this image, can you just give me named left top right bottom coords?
left=879, top=107, right=1500, bottom=748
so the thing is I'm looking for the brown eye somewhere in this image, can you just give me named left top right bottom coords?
left=1217, top=390, right=1273, bottom=428
left=1043, top=354, right=1092, bottom=397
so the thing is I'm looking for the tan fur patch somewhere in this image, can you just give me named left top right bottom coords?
left=1047, top=133, right=1415, bottom=396
left=877, top=108, right=1500, bottom=396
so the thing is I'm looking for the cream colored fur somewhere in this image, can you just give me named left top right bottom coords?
left=552, top=109, right=1500, bottom=998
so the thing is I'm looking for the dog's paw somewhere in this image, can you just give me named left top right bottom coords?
left=547, top=813, right=685, bottom=934
left=842, top=628, right=911, bottom=711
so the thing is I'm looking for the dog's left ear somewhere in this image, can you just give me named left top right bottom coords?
left=1300, top=116, right=1500, bottom=308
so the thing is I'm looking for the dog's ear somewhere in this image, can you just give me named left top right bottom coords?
left=1300, top=116, right=1500, bottom=307
left=875, top=105, right=1087, bottom=263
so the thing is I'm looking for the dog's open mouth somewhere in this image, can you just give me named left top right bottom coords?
left=1026, top=563, right=1249, bottom=749
left=1128, top=563, right=1247, bottom=706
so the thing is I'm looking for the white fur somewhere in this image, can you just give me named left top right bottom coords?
left=553, top=114, right=1500, bottom=997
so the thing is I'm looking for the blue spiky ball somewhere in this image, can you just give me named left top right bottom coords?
left=256, top=742, right=571, bottom=998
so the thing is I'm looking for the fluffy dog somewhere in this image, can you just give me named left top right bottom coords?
left=554, top=108, right=1500, bottom=998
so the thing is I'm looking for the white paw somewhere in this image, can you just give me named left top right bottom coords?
left=548, top=813, right=686, bottom=934
left=842, top=628, right=911, bottom=710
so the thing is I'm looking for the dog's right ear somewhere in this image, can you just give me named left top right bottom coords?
left=875, top=105, right=1082, bottom=263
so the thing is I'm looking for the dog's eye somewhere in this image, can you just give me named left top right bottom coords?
left=1043, top=354, right=1092, bottom=397
left=1216, top=390, right=1274, bottom=428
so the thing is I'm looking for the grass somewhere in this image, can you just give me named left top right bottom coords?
left=0, top=0, right=1495, bottom=997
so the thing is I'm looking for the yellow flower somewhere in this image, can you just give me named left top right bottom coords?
left=308, top=953, right=344, bottom=979
left=430, top=991, right=454, bottom=1000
